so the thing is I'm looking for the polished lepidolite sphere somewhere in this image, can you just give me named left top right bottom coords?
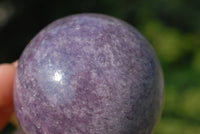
left=14, top=13, right=164, bottom=134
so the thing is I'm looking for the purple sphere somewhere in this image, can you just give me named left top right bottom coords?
left=14, top=13, right=164, bottom=134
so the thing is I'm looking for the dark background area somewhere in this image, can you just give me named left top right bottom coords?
left=0, top=0, right=200, bottom=133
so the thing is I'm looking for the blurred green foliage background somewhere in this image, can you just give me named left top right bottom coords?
left=0, top=0, right=199, bottom=134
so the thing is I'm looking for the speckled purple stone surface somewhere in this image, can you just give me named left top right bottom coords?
left=14, top=13, right=164, bottom=134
